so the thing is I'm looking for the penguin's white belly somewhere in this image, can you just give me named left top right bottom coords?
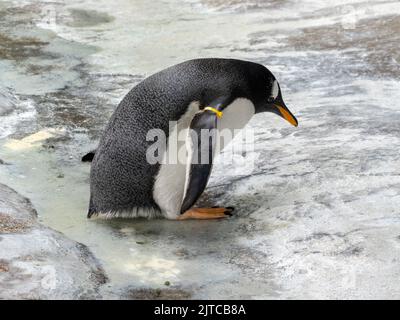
left=153, top=98, right=255, bottom=219
left=153, top=102, right=200, bottom=219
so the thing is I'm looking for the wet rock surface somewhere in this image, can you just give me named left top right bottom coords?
left=0, top=184, right=107, bottom=299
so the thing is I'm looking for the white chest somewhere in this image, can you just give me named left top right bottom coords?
left=216, top=97, right=255, bottom=151
left=152, top=102, right=200, bottom=219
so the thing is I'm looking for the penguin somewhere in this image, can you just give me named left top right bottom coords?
left=86, top=58, right=298, bottom=220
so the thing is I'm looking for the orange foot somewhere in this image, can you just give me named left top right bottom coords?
left=177, top=207, right=234, bottom=220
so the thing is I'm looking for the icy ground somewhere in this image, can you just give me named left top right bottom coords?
left=1, top=0, right=400, bottom=299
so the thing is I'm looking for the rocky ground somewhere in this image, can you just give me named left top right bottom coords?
left=0, top=183, right=107, bottom=299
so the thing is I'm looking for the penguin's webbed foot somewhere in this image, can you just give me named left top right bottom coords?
left=177, top=207, right=234, bottom=220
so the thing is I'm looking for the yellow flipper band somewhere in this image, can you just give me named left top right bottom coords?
left=204, top=106, right=223, bottom=118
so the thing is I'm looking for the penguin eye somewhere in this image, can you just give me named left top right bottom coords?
left=267, top=96, right=275, bottom=103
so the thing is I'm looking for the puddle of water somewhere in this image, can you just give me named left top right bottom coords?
left=0, top=131, right=243, bottom=296
left=0, top=132, right=204, bottom=288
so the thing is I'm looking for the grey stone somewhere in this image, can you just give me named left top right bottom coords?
left=0, top=184, right=107, bottom=299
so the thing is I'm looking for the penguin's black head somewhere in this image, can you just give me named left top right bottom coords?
left=245, top=62, right=298, bottom=127
left=191, top=59, right=298, bottom=126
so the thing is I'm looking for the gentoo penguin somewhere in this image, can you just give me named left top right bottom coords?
left=85, top=58, right=298, bottom=220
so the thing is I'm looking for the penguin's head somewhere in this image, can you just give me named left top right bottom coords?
left=195, top=59, right=298, bottom=127
left=247, top=64, right=298, bottom=127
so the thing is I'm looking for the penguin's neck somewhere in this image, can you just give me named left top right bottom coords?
left=216, top=97, right=256, bottom=151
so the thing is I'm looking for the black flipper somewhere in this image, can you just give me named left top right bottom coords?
left=82, top=150, right=96, bottom=162
left=180, top=108, right=219, bottom=214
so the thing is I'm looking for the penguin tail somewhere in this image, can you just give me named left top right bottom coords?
left=87, top=197, right=96, bottom=218
left=82, top=150, right=96, bottom=162
left=87, top=208, right=95, bottom=219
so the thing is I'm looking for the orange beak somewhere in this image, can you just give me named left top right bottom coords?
left=274, top=104, right=298, bottom=127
